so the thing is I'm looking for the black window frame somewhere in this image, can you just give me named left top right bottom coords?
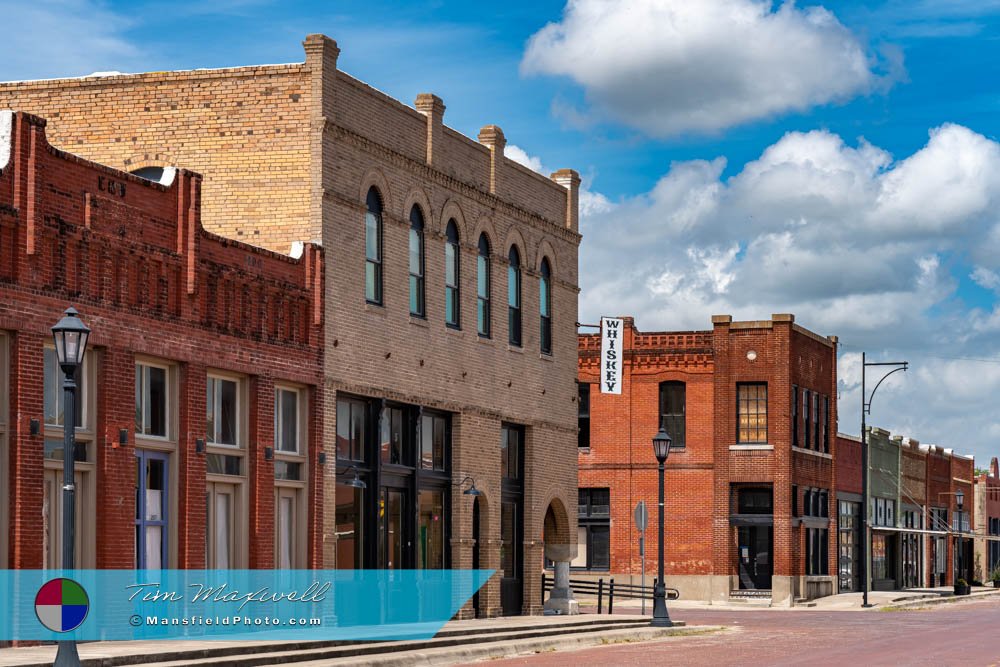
left=477, top=233, right=491, bottom=338
left=408, top=205, right=426, bottom=318
left=445, top=220, right=461, bottom=329
left=806, top=527, right=829, bottom=575
left=578, top=382, right=591, bottom=449
left=507, top=246, right=522, bottom=347
left=736, top=382, right=768, bottom=444
left=812, top=392, right=820, bottom=451
left=658, top=381, right=686, bottom=449
left=803, top=388, right=811, bottom=450
left=575, top=488, right=610, bottom=571
left=364, top=187, right=383, bottom=305
left=539, top=257, right=552, bottom=355
left=822, top=395, right=829, bottom=453
left=792, top=385, right=799, bottom=448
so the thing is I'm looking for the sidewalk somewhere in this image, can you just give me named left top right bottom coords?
left=0, top=615, right=716, bottom=667
left=579, top=585, right=1000, bottom=612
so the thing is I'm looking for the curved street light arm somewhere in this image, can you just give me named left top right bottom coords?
left=864, top=365, right=908, bottom=414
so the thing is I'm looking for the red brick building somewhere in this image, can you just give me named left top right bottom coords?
left=835, top=430, right=976, bottom=592
left=0, top=111, right=325, bottom=571
left=975, top=458, right=1000, bottom=583
left=577, top=314, right=838, bottom=606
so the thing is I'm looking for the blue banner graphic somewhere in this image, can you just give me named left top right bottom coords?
left=0, top=569, right=494, bottom=641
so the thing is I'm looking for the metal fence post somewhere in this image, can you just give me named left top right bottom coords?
left=597, top=578, right=604, bottom=614
left=609, top=578, right=615, bottom=615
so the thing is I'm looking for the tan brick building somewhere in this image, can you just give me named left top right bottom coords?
left=0, top=34, right=582, bottom=617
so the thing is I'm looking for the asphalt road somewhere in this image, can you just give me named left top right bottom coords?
left=475, top=597, right=1000, bottom=666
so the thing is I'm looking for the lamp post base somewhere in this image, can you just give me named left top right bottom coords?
left=54, top=640, right=80, bottom=667
left=650, top=581, right=673, bottom=627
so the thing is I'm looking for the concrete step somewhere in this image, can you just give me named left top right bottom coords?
left=289, top=624, right=707, bottom=666
left=127, top=619, right=667, bottom=667
left=793, top=598, right=816, bottom=607
left=726, top=597, right=771, bottom=608
left=10, top=617, right=655, bottom=667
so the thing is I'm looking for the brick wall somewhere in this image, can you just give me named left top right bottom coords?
left=0, top=34, right=582, bottom=617
left=0, top=67, right=313, bottom=253
left=0, top=111, right=324, bottom=570
left=580, top=314, right=839, bottom=604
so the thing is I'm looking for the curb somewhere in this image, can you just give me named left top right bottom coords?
left=311, top=624, right=725, bottom=666
left=879, top=589, right=1000, bottom=610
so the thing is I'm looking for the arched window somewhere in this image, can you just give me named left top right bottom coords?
left=365, top=187, right=383, bottom=304
left=477, top=234, right=491, bottom=337
left=445, top=221, right=460, bottom=328
left=409, top=206, right=425, bottom=317
left=508, top=245, right=521, bottom=346
left=539, top=258, right=552, bottom=354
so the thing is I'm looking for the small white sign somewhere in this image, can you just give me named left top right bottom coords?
left=600, top=317, right=623, bottom=394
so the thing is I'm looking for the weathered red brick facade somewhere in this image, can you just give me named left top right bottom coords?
left=0, top=111, right=324, bottom=572
left=975, top=458, right=1000, bottom=583
left=578, top=314, right=838, bottom=605
left=835, top=431, right=976, bottom=592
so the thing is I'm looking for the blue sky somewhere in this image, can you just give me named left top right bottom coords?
left=5, top=0, right=1000, bottom=462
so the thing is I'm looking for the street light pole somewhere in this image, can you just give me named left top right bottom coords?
left=51, top=307, right=90, bottom=667
left=651, top=428, right=672, bottom=628
left=860, top=353, right=908, bottom=608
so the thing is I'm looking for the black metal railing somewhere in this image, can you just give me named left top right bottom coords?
left=542, top=575, right=679, bottom=614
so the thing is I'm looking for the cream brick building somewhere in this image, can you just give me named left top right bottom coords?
left=0, top=34, right=582, bottom=617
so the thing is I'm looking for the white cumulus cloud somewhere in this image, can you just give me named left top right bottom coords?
left=577, top=121, right=1000, bottom=459
left=522, top=0, right=892, bottom=136
left=1, top=0, right=140, bottom=80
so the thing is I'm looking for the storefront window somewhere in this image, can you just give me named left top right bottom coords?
left=335, top=482, right=363, bottom=569
left=418, top=490, right=444, bottom=569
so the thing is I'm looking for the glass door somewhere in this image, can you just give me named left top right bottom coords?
left=135, top=450, right=169, bottom=569
left=379, top=487, right=406, bottom=569
left=737, top=525, right=773, bottom=590
left=500, top=500, right=523, bottom=614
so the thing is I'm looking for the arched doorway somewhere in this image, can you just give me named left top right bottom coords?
left=543, top=497, right=578, bottom=614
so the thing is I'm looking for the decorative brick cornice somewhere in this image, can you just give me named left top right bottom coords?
left=324, top=122, right=582, bottom=247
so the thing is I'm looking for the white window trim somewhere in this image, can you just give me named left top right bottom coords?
left=135, top=358, right=175, bottom=444
left=206, top=371, right=245, bottom=450
left=274, top=384, right=306, bottom=459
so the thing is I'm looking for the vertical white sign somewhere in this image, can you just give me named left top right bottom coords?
left=600, top=317, right=623, bottom=394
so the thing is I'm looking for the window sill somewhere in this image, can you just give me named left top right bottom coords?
left=539, top=352, right=554, bottom=362
left=578, top=447, right=591, bottom=455
left=364, top=302, right=387, bottom=317
left=792, top=446, right=832, bottom=460
left=730, top=444, right=773, bottom=451
left=409, top=316, right=429, bottom=328
left=477, top=333, right=492, bottom=343
left=507, top=344, right=524, bottom=354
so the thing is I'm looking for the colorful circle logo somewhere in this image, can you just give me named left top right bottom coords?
left=35, top=578, right=89, bottom=633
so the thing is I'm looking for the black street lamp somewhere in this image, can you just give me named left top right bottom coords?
left=651, top=427, right=673, bottom=628
left=456, top=476, right=483, bottom=497
left=342, top=465, right=367, bottom=489
left=956, top=489, right=965, bottom=584
left=859, top=353, right=907, bottom=608
left=50, top=307, right=90, bottom=667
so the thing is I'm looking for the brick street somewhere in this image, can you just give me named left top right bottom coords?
left=476, top=597, right=1000, bottom=666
